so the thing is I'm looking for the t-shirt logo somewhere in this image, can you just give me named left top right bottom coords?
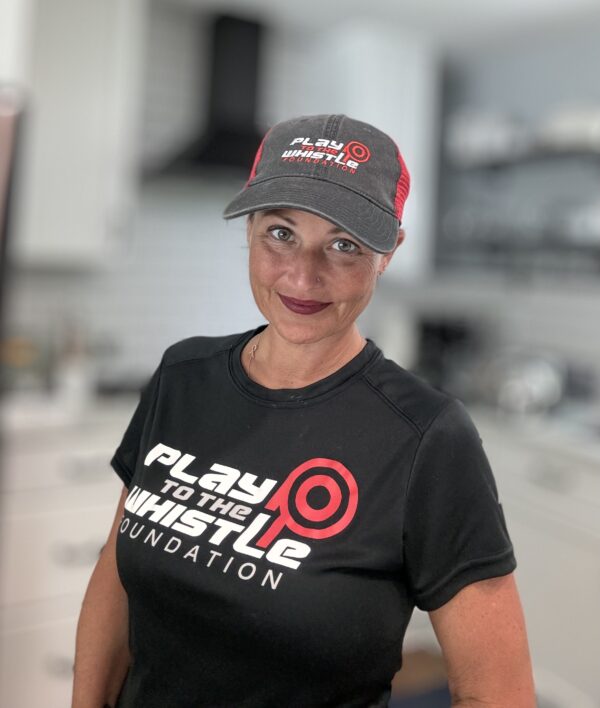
left=119, top=443, right=359, bottom=591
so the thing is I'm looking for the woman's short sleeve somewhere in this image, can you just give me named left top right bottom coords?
left=110, top=356, right=163, bottom=489
left=403, top=398, right=516, bottom=612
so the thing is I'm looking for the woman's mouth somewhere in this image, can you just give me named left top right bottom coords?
left=278, top=294, right=332, bottom=315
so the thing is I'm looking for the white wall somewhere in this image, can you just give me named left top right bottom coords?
left=259, top=19, right=440, bottom=282
left=0, top=0, right=34, bottom=85
left=138, top=0, right=209, bottom=171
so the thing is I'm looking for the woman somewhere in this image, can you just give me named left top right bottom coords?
left=72, top=114, right=535, bottom=708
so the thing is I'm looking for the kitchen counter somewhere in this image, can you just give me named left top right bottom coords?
left=0, top=391, right=138, bottom=442
left=470, top=403, right=600, bottom=467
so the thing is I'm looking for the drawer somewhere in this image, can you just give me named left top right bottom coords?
left=1, top=472, right=123, bottom=516
left=1, top=489, right=121, bottom=606
left=2, top=435, right=123, bottom=494
left=1, top=595, right=80, bottom=708
left=507, top=514, right=600, bottom=700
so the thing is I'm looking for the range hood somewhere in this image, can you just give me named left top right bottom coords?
left=152, top=14, right=266, bottom=177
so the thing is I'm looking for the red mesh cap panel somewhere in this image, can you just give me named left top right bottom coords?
left=393, top=145, right=410, bottom=223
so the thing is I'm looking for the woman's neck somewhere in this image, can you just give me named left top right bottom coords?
left=244, top=324, right=367, bottom=389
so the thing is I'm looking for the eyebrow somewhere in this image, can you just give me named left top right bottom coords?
left=259, top=209, right=345, bottom=235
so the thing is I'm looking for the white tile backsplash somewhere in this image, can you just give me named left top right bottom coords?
left=5, top=176, right=264, bottom=382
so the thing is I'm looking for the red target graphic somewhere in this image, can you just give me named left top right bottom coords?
left=255, top=458, right=358, bottom=548
left=345, top=141, right=371, bottom=163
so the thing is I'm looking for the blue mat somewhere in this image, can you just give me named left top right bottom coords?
left=389, top=684, right=451, bottom=708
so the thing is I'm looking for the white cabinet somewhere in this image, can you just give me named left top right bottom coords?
left=2, top=487, right=121, bottom=607
left=507, top=516, right=600, bottom=701
left=11, top=0, right=144, bottom=267
left=404, top=412, right=600, bottom=706
left=0, top=0, right=35, bottom=86
left=0, top=404, right=132, bottom=708
left=474, top=414, right=600, bottom=703
left=1, top=596, right=82, bottom=708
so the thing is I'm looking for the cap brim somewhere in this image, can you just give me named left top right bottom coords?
left=222, top=176, right=399, bottom=253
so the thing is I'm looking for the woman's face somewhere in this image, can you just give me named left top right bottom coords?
left=246, top=208, right=402, bottom=346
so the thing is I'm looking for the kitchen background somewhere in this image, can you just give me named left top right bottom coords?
left=1, top=0, right=600, bottom=706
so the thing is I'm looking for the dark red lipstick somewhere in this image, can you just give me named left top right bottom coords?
left=279, top=294, right=331, bottom=315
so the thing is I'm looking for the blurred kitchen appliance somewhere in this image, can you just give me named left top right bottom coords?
left=159, top=14, right=265, bottom=175
left=413, top=315, right=490, bottom=400
left=479, top=347, right=566, bottom=415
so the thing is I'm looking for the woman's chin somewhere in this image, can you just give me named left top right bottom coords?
left=266, top=315, right=351, bottom=348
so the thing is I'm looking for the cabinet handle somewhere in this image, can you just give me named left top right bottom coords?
left=44, top=653, right=74, bottom=679
left=62, top=455, right=110, bottom=484
left=527, top=460, right=576, bottom=493
left=51, top=540, right=103, bottom=566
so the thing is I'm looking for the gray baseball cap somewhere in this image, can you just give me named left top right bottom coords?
left=222, top=114, right=410, bottom=253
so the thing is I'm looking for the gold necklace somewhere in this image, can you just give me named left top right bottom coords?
left=248, top=333, right=261, bottom=371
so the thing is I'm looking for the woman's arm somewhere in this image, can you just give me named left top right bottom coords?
left=71, top=485, right=131, bottom=708
left=428, top=573, right=536, bottom=708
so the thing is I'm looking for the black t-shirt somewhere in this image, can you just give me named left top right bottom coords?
left=110, top=324, right=516, bottom=708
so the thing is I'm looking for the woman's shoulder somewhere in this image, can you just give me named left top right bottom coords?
left=365, top=346, right=460, bottom=438
left=160, top=328, right=254, bottom=368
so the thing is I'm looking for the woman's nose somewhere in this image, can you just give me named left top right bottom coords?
left=287, top=249, right=324, bottom=289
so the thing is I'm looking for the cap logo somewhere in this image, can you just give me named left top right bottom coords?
left=280, top=136, right=371, bottom=174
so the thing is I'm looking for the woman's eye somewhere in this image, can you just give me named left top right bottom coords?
left=332, top=238, right=359, bottom=254
left=268, top=226, right=293, bottom=242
